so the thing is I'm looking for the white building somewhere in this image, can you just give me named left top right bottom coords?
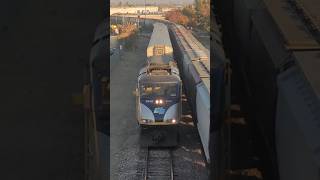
left=110, top=6, right=159, bottom=15
left=160, top=7, right=176, bottom=12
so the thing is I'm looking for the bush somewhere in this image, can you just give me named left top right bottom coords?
left=165, top=10, right=190, bottom=26
left=181, top=0, right=210, bottom=32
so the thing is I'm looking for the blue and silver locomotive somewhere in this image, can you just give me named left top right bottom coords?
left=136, top=55, right=182, bottom=128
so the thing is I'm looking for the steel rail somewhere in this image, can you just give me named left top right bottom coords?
left=143, top=147, right=174, bottom=180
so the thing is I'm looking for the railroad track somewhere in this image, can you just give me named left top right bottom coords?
left=143, top=147, right=174, bottom=180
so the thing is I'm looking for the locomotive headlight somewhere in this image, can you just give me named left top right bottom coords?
left=155, top=99, right=164, bottom=105
left=142, top=119, right=151, bottom=123
left=171, top=119, right=176, bottom=123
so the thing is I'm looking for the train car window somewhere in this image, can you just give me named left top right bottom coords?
left=140, top=85, right=153, bottom=96
left=140, top=83, right=178, bottom=97
left=167, top=84, right=178, bottom=97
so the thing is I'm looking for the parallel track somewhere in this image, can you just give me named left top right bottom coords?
left=143, top=147, right=174, bottom=180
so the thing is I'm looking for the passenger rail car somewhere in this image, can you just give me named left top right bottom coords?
left=136, top=55, right=182, bottom=127
left=169, top=24, right=212, bottom=162
left=147, top=23, right=173, bottom=58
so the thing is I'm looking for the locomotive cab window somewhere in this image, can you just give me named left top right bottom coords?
left=140, top=83, right=178, bottom=97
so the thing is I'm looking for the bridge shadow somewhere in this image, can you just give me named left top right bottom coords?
left=180, top=93, right=194, bottom=126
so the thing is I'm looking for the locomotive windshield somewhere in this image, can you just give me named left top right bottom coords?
left=140, top=83, right=178, bottom=97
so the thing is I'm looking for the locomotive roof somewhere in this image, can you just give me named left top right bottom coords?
left=148, top=55, right=173, bottom=65
left=148, top=23, right=172, bottom=48
left=139, top=75, right=180, bottom=84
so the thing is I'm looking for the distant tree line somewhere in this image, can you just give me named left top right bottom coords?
left=165, top=10, right=190, bottom=26
left=165, top=0, right=210, bottom=32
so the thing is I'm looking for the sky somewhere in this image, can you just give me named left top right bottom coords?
left=110, top=0, right=194, bottom=5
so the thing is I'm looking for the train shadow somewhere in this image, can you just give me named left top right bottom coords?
left=180, top=93, right=194, bottom=126
left=139, top=126, right=179, bottom=148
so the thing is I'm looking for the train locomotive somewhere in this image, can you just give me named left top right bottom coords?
left=136, top=23, right=182, bottom=129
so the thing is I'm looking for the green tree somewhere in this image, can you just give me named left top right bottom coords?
left=193, top=0, right=210, bottom=31
left=182, top=5, right=194, bottom=18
